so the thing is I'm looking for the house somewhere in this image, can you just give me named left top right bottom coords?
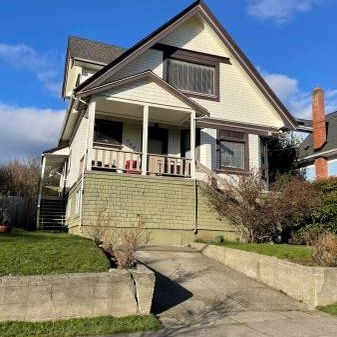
left=37, top=0, right=302, bottom=244
left=298, top=88, right=337, bottom=180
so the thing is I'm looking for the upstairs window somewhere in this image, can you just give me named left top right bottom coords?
left=217, top=130, right=248, bottom=172
left=94, top=119, right=123, bottom=147
left=167, top=59, right=216, bottom=96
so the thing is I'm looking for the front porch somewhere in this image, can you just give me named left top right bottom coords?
left=85, top=93, right=199, bottom=179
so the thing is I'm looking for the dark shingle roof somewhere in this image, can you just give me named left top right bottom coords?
left=298, top=111, right=337, bottom=160
left=68, top=36, right=126, bottom=65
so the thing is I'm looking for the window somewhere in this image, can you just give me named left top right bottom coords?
left=94, top=119, right=122, bottom=147
left=167, top=59, right=216, bottom=96
left=218, top=130, right=247, bottom=172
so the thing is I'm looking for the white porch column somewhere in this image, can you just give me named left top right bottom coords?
left=190, top=111, right=196, bottom=178
left=86, top=99, right=96, bottom=171
left=142, top=105, right=149, bottom=175
left=36, top=155, right=46, bottom=229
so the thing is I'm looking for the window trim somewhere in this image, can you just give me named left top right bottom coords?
left=161, top=46, right=223, bottom=101
left=216, top=129, right=249, bottom=174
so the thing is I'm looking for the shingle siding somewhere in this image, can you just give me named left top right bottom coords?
left=67, top=172, right=236, bottom=245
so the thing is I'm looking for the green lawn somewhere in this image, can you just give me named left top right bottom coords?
left=0, top=315, right=162, bottom=337
left=0, top=229, right=110, bottom=276
left=208, top=241, right=314, bottom=264
left=318, top=303, right=337, bottom=316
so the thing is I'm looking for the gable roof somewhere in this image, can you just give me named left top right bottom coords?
left=77, top=70, right=209, bottom=116
left=298, top=111, right=337, bottom=162
left=73, top=0, right=298, bottom=130
left=62, top=36, right=126, bottom=97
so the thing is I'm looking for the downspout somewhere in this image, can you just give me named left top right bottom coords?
left=36, top=154, right=46, bottom=230
left=193, top=178, right=198, bottom=234
left=79, top=151, right=86, bottom=233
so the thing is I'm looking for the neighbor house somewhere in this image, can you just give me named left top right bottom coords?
left=298, top=88, right=337, bottom=180
left=37, top=0, right=303, bottom=244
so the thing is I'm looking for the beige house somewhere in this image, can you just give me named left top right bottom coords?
left=38, top=0, right=301, bottom=244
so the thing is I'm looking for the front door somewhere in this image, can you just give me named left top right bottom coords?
left=147, top=127, right=168, bottom=174
left=148, top=127, right=168, bottom=154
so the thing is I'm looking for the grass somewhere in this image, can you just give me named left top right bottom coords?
left=202, top=239, right=314, bottom=264
left=318, top=303, right=337, bottom=316
left=0, top=315, right=162, bottom=337
left=0, top=229, right=110, bottom=276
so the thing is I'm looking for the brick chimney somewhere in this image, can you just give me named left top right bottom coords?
left=312, top=87, right=328, bottom=179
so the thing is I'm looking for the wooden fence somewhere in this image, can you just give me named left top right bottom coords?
left=0, top=195, right=36, bottom=230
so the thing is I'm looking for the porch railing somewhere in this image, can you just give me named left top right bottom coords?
left=92, top=147, right=191, bottom=177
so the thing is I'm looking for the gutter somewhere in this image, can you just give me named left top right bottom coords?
left=299, top=148, right=337, bottom=162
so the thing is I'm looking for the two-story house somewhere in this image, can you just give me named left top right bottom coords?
left=37, top=0, right=300, bottom=244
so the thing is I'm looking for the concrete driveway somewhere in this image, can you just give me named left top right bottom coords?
left=110, top=246, right=337, bottom=337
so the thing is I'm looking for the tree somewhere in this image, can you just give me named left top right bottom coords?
left=267, top=132, right=304, bottom=183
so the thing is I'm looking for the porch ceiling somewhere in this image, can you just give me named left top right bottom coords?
left=96, top=98, right=192, bottom=126
left=44, top=154, right=68, bottom=170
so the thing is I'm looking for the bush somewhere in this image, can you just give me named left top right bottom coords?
left=290, top=225, right=324, bottom=246
left=203, top=174, right=320, bottom=243
left=87, top=211, right=150, bottom=269
left=214, top=235, right=225, bottom=244
left=313, top=233, right=337, bottom=267
left=313, top=177, right=337, bottom=234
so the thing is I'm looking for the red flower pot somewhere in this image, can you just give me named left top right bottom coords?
left=0, top=225, right=9, bottom=233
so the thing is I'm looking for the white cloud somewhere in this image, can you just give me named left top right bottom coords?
left=0, top=43, right=62, bottom=96
left=263, top=70, right=337, bottom=119
left=0, top=102, right=65, bottom=162
left=244, top=0, right=323, bottom=23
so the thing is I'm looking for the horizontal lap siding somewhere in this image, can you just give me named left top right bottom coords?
left=107, top=49, right=164, bottom=82
left=106, top=79, right=192, bottom=110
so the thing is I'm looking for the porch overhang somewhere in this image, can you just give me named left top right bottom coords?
left=43, top=145, right=69, bottom=168
left=196, top=116, right=281, bottom=137
left=76, top=71, right=209, bottom=118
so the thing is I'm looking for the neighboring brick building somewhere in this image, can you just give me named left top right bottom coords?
left=298, top=88, right=337, bottom=180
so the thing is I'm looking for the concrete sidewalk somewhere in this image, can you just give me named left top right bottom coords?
left=101, top=246, right=337, bottom=337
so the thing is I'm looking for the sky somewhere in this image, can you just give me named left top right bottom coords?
left=0, top=0, right=336, bottom=162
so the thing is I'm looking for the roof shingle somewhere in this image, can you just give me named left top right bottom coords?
left=298, top=111, right=337, bottom=160
left=68, top=36, right=126, bottom=65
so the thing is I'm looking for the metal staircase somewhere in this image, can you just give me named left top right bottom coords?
left=38, top=198, right=67, bottom=231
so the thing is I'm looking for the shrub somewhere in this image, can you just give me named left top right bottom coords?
left=313, top=233, right=337, bottom=267
left=290, top=225, right=324, bottom=246
left=313, top=177, right=337, bottom=234
left=88, top=210, right=150, bottom=269
left=203, top=174, right=320, bottom=243
left=214, top=235, right=225, bottom=244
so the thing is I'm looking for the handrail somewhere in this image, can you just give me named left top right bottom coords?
left=91, top=147, right=191, bottom=177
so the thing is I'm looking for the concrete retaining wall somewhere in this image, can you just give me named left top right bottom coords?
left=67, top=172, right=237, bottom=245
left=0, top=265, right=154, bottom=322
left=191, top=242, right=337, bottom=309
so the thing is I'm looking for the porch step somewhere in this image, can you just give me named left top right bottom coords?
left=39, top=198, right=67, bottom=232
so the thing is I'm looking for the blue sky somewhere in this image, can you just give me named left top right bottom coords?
left=0, top=0, right=336, bottom=161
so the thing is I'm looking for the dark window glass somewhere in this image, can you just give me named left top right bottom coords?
left=219, top=140, right=244, bottom=169
left=94, top=119, right=122, bottom=146
left=167, top=59, right=215, bottom=96
left=218, top=130, right=246, bottom=170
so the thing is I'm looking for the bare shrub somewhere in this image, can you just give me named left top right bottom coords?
left=203, top=173, right=319, bottom=243
left=313, top=233, right=337, bottom=267
left=88, top=210, right=150, bottom=269
left=0, top=157, right=40, bottom=198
